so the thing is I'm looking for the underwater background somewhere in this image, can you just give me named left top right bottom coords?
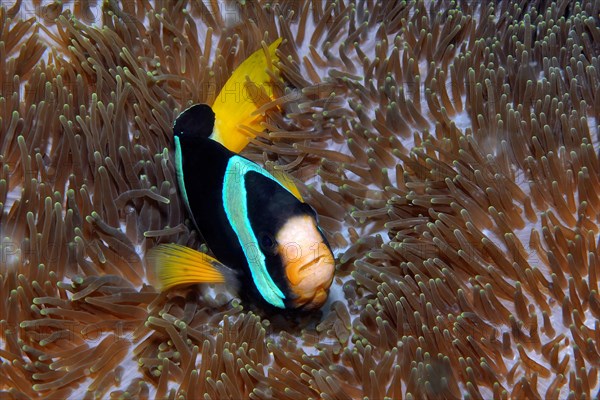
left=1, top=0, right=599, bottom=398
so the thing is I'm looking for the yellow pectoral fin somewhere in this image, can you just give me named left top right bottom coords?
left=212, top=38, right=282, bottom=153
left=147, top=243, right=234, bottom=291
left=271, top=169, right=304, bottom=201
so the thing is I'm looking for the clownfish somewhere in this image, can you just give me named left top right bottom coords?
left=149, top=39, right=335, bottom=310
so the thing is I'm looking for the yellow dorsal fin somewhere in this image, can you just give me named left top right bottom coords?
left=211, top=38, right=282, bottom=153
left=147, top=243, right=234, bottom=291
left=270, top=169, right=304, bottom=201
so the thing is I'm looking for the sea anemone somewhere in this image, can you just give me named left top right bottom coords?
left=1, top=0, right=599, bottom=398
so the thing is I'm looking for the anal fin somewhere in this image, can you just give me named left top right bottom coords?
left=147, top=244, right=236, bottom=291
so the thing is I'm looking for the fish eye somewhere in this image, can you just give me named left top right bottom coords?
left=259, top=233, right=275, bottom=249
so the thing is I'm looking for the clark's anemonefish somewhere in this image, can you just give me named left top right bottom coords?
left=148, top=39, right=335, bottom=310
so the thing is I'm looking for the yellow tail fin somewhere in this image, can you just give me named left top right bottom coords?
left=147, top=244, right=236, bottom=291
left=211, top=38, right=282, bottom=153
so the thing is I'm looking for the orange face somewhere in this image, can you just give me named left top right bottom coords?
left=275, top=215, right=335, bottom=309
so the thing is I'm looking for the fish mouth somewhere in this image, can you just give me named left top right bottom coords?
left=275, top=215, right=336, bottom=310
left=283, top=246, right=335, bottom=310
left=298, top=255, right=326, bottom=273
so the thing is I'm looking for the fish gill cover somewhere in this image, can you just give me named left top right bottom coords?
left=0, top=0, right=599, bottom=399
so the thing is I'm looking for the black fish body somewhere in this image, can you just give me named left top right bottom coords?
left=171, top=104, right=334, bottom=310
